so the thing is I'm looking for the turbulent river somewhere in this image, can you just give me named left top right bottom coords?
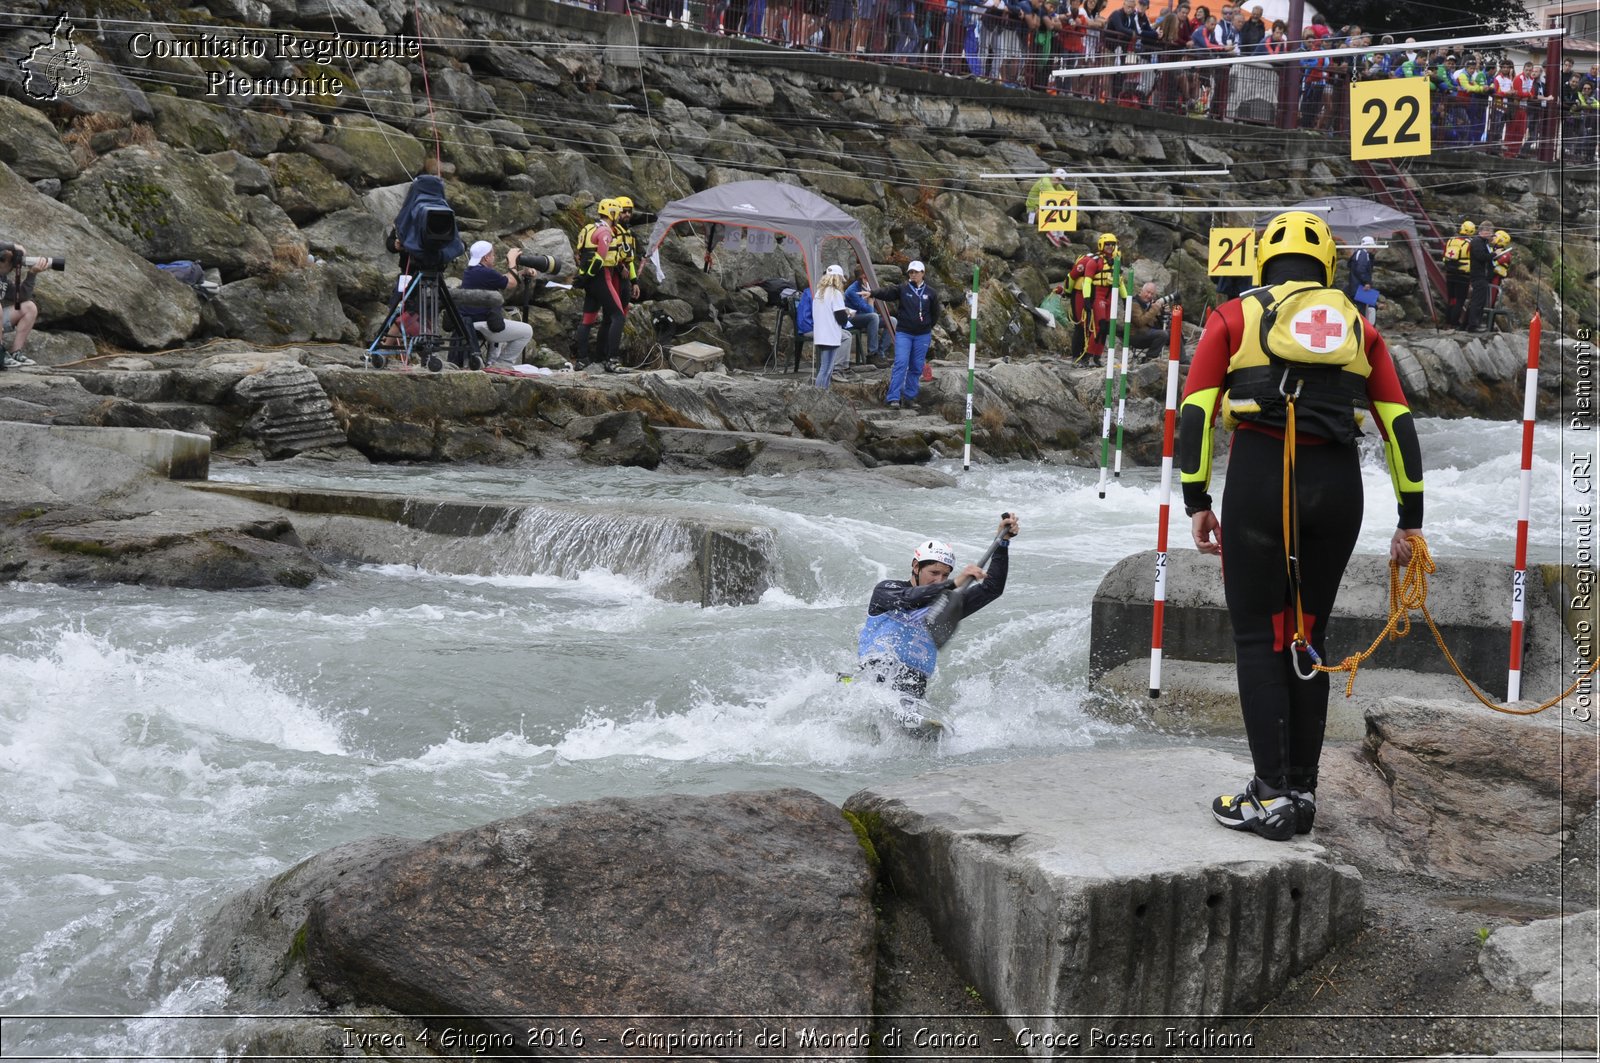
left=0, top=417, right=1584, bottom=1057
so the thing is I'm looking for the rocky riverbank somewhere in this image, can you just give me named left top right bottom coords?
left=1, top=0, right=1595, bottom=377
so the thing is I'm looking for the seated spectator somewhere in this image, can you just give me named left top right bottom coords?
left=845, top=266, right=890, bottom=363
left=459, top=240, right=534, bottom=366
left=0, top=244, right=46, bottom=368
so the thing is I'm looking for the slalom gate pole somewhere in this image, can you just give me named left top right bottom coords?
left=963, top=266, right=980, bottom=472
left=1097, top=254, right=1122, bottom=499
left=1508, top=312, right=1541, bottom=702
left=1149, top=307, right=1183, bottom=698
left=1112, top=281, right=1134, bottom=479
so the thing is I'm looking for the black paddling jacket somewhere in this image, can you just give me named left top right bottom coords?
left=857, top=543, right=1010, bottom=692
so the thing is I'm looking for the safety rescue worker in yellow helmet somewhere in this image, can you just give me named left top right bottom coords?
left=1177, top=210, right=1424, bottom=842
left=1073, top=232, right=1123, bottom=365
left=1440, top=219, right=1475, bottom=329
left=1488, top=228, right=1513, bottom=313
left=573, top=196, right=641, bottom=364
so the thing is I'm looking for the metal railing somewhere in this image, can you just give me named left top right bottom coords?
left=573, top=0, right=1581, bottom=163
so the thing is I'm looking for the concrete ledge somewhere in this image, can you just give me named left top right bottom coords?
left=30, top=424, right=210, bottom=480
left=845, top=748, right=1364, bottom=1056
left=191, top=483, right=777, bottom=606
left=1092, top=550, right=1572, bottom=703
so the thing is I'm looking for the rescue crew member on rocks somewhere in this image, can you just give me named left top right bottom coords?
left=1074, top=233, right=1123, bottom=366
left=1488, top=228, right=1514, bottom=317
left=858, top=513, right=1021, bottom=700
left=1464, top=219, right=1494, bottom=333
left=1441, top=219, right=1475, bottom=329
left=1178, top=210, right=1424, bottom=842
left=572, top=197, right=641, bottom=365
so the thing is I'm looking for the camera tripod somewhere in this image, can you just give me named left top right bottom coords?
left=366, top=270, right=483, bottom=372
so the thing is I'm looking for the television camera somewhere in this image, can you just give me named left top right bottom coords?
left=367, top=175, right=482, bottom=372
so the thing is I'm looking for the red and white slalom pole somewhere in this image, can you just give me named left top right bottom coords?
left=1149, top=307, right=1183, bottom=698
left=1507, top=312, right=1541, bottom=702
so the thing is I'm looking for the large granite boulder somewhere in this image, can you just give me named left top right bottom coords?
left=0, top=97, right=77, bottom=181
left=61, top=146, right=275, bottom=278
left=202, top=267, right=358, bottom=344
left=1317, top=698, right=1598, bottom=881
left=0, top=161, right=201, bottom=349
left=298, top=790, right=876, bottom=1053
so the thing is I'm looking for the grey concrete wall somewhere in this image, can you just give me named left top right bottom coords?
left=1092, top=549, right=1572, bottom=703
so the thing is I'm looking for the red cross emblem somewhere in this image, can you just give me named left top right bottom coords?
left=1291, top=307, right=1346, bottom=351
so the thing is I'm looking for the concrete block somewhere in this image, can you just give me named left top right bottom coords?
left=845, top=748, right=1364, bottom=1056
left=1091, top=550, right=1570, bottom=704
left=44, top=424, right=210, bottom=480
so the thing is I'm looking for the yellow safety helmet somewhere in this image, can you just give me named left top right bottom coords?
left=1097, top=232, right=1118, bottom=250
left=1492, top=229, right=1511, bottom=248
left=1458, top=219, right=1477, bottom=236
left=597, top=198, right=623, bottom=221
left=613, top=196, right=634, bottom=212
left=1254, top=210, right=1337, bottom=287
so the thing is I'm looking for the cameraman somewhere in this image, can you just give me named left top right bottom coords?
left=460, top=240, right=533, bottom=366
left=1127, top=281, right=1173, bottom=361
left=0, top=243, right=46, bottom=368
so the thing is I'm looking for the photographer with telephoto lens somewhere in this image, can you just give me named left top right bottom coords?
left=0, top=242, right=56, bottom=369
left=1128, top=280, right=1176, bottom=361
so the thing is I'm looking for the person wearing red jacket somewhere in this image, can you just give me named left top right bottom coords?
left=1178, top=210, right=1423, bottom=841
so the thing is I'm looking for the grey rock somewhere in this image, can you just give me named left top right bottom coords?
left=205, top=151, right=274, bottom=195
left=1317, top=698, right=1598, bottom=881
left=294, top=0, right=385, bottom=35
left=263, top=152, right=360, bottom=223
left=148, top=95, right=236, bottom=154
left=302, top=790, right=875, bottom=1051
left=202, top=268, right=357, bottom=344
left=1480, top=910, right=1599, bottom=1010
left=61, top=146, right=275, bottom=279
left=0, top=162, right=201, bottom=349
left=0, top=97, right=77, bottom=181
left=324, top=116, right=423, bottom=186
left=566, top=408, right=663, bottom=469
left=233, top=362, right=348, bottom=458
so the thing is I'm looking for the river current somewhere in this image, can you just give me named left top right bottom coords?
left=0, top=417, right=1584, bottom=1057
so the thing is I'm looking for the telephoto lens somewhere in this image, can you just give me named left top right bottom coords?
left=520, top=253, right=556, bottom=274
left=22, top=256, right=65, bottom=271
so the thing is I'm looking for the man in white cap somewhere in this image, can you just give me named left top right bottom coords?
left=460, top=239, right=534, bottom=365
left=1026, top=168, right=1071, bottom=248
left=1345, top=234, right=1378, bottom=325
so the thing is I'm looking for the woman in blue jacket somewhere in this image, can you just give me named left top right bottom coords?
left=870, top=260, right=943, bottom=408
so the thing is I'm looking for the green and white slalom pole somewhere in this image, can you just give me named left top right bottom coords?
left=962, top=266, right=980, bottom=472
left=1112, top=270, right=1134, bottom=479
left=1097, top=254, right=1123, bottom=499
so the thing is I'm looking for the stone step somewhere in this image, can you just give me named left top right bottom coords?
left=845, top=747, right=1364, bottom=1050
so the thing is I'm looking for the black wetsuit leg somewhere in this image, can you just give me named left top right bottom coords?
left=1220, top=428, right=1363, bottom=793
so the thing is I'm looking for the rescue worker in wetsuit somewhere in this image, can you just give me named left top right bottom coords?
left=858, top=513, right=1021, bottom=700
left=1488, top=229, right=1513, bottom=315
left=1076, top=233, right=1124, bottom=365
left=1178, top=210, right=1423, bottom=842
left=1441, top=219, right=1475, bottom=329
left=572, top=197, right=640, bottom=365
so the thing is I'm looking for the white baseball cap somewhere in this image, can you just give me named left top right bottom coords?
left=1360, top=235, right=1376, bottom=247
left=907, top=260, right=926, bottom=273
left=825, top=264, right=845, bottom=277
left=1052, top=167, right=1067, bottom=179
left=468, top=240, right=493, bottom=266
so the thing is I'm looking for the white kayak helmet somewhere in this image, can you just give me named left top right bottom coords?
left=912, top=539, right=956, bottom=570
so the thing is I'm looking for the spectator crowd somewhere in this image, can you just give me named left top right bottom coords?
left=605, top=0, right=1595, bottom=161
